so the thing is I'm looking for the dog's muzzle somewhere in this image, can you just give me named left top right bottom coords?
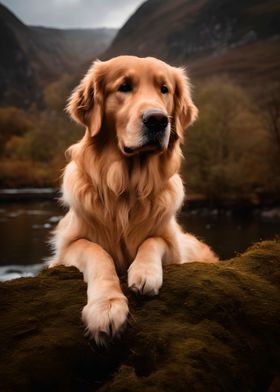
left=122, top=108, right=170, bottom=156
left=142, top=109, right=169, bottom=148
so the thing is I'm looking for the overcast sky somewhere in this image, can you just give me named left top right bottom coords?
left=1, top=0, right=145, bottom=28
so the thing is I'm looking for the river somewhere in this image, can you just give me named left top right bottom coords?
left=0, top=199, right=279, bottom=279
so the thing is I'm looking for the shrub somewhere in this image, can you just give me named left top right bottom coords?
left=183, top=77, right=269, bottom=199
left=0, top=107, right=33, bottom=153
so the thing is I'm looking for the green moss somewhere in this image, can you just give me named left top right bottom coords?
left=0, top=241, right=280, bottom=391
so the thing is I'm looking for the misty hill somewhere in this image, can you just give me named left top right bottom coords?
left=103, top=0, right=280, bottom=84
left=0, top=3, right=116, bottom=108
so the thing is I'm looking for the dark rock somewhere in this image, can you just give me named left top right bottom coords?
left=0, top=241, right=279, bottom=391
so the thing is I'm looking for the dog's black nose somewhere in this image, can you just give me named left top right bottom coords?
left=142, top=109, right=168, bottom=131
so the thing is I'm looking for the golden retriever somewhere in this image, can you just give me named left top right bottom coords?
left=49, top=55, right=218, bottom=345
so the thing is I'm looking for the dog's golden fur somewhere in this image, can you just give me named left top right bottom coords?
left=49, top=56, right=218, bottom=345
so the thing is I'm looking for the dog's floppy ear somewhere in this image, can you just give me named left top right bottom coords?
left=66, top=61, right=103, bottom=137
left=172, top=67, right=198, bottom=141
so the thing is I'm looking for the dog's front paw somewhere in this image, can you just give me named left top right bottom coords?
left=128, top=261, right=163, bottom=296
left=82, top=296, right=129, bottom=346
left=48, top=259, right=60, bottom=268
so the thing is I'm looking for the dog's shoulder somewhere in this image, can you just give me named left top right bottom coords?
left=61, top=160, right=92, bottom=209
left=155, top=173, right=185, bottom=214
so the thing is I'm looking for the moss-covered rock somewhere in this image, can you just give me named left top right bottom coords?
left=0, top=241, right=280, bottom=391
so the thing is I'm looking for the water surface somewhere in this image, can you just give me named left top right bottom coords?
left=0, top=200, right=279, bottom=268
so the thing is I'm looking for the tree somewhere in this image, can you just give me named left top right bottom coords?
left=183, top=77, right=268, bottom=199
left=44, top=74, right=76, bottom=112
left=0, top=107, right=33, bottom=153
left=261, top=83, right=280, bottom=153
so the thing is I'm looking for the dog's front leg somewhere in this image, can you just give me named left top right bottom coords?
left=58, top=239, right=128, bottom=346
left=128, top=237, right=167, bottom=296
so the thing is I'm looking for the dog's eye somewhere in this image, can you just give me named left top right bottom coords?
left=160, top=85, right=169, bottom=94
left=118, top=82, right=132, bottom=93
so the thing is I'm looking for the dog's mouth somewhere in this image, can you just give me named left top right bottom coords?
left=121, top=142, right=164, bottom=157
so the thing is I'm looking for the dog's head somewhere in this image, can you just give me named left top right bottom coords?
left=67, top=56, right=198, bottom=156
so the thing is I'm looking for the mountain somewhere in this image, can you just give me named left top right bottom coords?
left=0, top=3, right=116, bottom=108
left=102, top=0, right=280, bottom=85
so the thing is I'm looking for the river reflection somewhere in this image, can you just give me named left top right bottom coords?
left=0, top=200, right=279, bottom=267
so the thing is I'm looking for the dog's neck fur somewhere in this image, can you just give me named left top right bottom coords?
left=68, top=132, right=182, bottom=200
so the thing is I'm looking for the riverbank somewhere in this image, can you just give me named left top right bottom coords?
left=0, top=188, right=58, bottom=201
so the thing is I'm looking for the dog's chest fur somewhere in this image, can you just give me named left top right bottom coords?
left=62, top=160, right=184, bottom=272
left=84, top=184, right=178, bottom=271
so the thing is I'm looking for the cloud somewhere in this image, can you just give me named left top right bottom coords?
left=1, top=0, right=144, bottom=28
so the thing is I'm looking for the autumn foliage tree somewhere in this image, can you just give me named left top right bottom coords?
left=258, top=82, right=280, bottom=193
left=0, top=81, right=82, bottom=187
left=183, top=77, right=270, bottom=199
left=0, top=107, right=33, bottom=153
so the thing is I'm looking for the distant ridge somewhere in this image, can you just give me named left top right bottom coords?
left=0, top=3, right=117, bottom=108
left=102, top=0, right=280, bottom=84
